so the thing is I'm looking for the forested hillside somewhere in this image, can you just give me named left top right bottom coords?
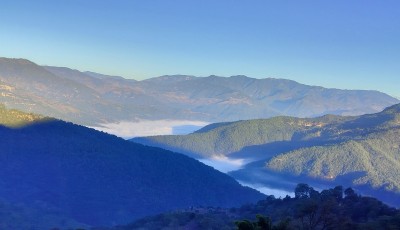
left=104, top=184, right=400, bottom=230
left=134, top=104, right=400, bottom=206
left=132, top=115, right=350, bottom=158
left=0, top=106, right=264, bottom=228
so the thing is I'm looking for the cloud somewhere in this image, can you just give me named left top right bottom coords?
left=198, top=155, right=256, bottom=173
left=89, top=119, right=209, bottom=139
left=238, top=181, right=294, bottom=198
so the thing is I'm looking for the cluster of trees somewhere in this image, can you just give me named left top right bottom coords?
left=235, top=183, right=400, bottom=230
left=113, top=184, right=400, bottom=230
left=235, top=215, right=289, bottom=230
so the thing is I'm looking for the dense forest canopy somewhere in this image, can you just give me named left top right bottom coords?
left=0, top=105, right=264, bottom=228
left=106, top=184, right=400, bottom=230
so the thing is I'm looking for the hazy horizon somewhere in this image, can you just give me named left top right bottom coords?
left=1, top=1, right=400, bottom=98
left=3, top=56, right=400, bottom=99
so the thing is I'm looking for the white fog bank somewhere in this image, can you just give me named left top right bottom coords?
left=198, top=157, right=294, bottom=197
left=238, top=181, right=295, bottom=198
left=90, top=120, right=209, bottom=139
left=199, top=155, right=253, bottom=173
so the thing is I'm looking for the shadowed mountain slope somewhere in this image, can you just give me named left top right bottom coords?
left=0, top=106, right=264, bottom=228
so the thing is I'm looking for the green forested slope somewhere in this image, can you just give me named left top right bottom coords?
left=132, top=115, right=349, bottom=158
left=267, top=128, right=400, bottom=193
left=134, top=104, right=400, bottom=206
left=134, top=104, right=400, bottom=160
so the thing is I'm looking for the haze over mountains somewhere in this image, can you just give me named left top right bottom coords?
left=133, top=103, right=400, bottom=207
left=0, top=105, right=264, bottom=228
left=2, top=56, right=400, bottom=228
left=0, top=57, right=398, bottom=137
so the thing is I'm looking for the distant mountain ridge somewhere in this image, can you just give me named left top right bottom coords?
left=0, top=105, right=264, bottom=228
left=1, top=57, right=398, bottom=127
left=133, top=104, right=400, bottom=207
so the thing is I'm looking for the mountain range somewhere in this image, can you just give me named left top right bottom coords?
left=1, top=57, right=398, bottom=129
left=2, top=56, right=400, bottom=225
left=0, top=105, right=264, bottom=228
left=133, top=103, right=400, bottom=207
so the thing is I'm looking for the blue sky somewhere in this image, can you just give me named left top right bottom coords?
left=1, top=0, right=399, bottom=97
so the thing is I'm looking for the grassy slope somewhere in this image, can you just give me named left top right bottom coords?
left=0, top=104, right=46, bottom=127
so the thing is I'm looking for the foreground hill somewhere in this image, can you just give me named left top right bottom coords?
left=0, top=199, right=88, bottom=230
left=1, top=57, right=398, bottom=127
left=0, top=106, right=264, bottom=228
left=104, top=184, right=400, bottom=230
left=134, top=104, right=400, bottom=206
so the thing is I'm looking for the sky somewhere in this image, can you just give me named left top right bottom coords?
left=0, top=0, right=399, bottom=98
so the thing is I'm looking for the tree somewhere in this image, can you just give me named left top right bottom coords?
left=332, top=186, right=343, bottom=201
left=296, top=199, right=320, bottom=230
left=235, top=215, right=277, bottom=230
left=255, top=214, right=272, bottom=230
left=235, top=220, right=255, bottom=230
left=295, top=183, right=316, bottom=199
left=344, top=187, right=357, bottom=200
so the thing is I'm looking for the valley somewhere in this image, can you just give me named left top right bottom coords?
left=89, top=119, right=208, bottom=138
left=134, top=104, right=400, bottom=207
left=0, top=105, right=264, bottom=228
left=1, top=57, right=400, bottom=228
left=2, top=1, right=400, bottom=229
